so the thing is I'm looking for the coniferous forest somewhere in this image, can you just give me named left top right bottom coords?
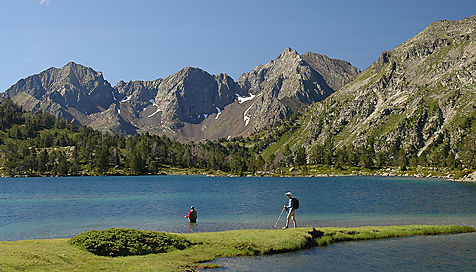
left=0, top=97, right=474, bottom=178
left=0, top=98, right=255, bottom=176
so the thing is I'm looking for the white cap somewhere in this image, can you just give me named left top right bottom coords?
left=285, top=192, right=292, bottom=196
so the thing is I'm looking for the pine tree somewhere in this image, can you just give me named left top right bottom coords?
left=58, top=153, right=68, bottom=176
left=2, top=140, right=20, bottom=175
left=295, top=147, right=307, bottom=166
left=37, top=149, right=49, bottom=173
left=94, top=145, right=110, bottom=174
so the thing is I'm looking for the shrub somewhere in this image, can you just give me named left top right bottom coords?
left=69, top=228, right=191, bottom=257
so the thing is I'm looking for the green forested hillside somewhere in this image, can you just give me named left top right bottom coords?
left=1, top=17, right=475, bottom=179
left=249, top=16, right=476, bottom=176
left=0, top=98, right=255, bottom=177
left=1, top=93, right=474, bottom=179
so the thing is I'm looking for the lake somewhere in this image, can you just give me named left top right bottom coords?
left=1, top=175, right=475, bottom=271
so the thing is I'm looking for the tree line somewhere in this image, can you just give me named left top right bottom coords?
left=0, top=97, right=474, bottom=177
left=244, top=111, right=476, bottom=172
left=0, top=98, right=256, bottom=176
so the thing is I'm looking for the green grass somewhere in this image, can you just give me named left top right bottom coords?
left=423, top=38, right=469, bottom=76
left=261, top=111, right=313, bottom=160
left=69, top=228, right=192, bottom=257
left=0, top=225, right=473, bottom=272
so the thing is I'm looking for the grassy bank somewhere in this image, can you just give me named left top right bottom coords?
left=264, top=165, right=475, bottom=182
left=3, top=162, right=474, bottom=183
left=0, top=225, right=474, bottom=271
left=151, top=165, right=476, bottom=183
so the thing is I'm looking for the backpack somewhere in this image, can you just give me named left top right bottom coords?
left=292, top=198, right=299, bottom=209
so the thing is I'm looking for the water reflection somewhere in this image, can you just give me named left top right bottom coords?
left=186, top=222, right=198, bottom=232
left=212, top=233, right=476, bottom=272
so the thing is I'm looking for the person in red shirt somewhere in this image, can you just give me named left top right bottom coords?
left=184, top=206, right=197, bottom=223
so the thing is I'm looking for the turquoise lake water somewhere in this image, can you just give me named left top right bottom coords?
left=1, top=175, right=475, bottom=271
left=213, top=232, right=475, bottom=272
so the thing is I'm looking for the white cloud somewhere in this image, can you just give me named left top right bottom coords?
left=40, top=0, right=51, bottom=5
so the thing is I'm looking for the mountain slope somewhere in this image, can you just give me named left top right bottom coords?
left=3, top=49, right=359, bottom=140
left=2, top=62, right=138, bottom=134
left=5, top=62, right=116, bottom=115
left=261, top=16, right=476, bottom=169
left=184, top=48, right=360, bottom=139
left=113, top=67, right=245, bottom=137
left=0, top=97, right=254, bottom=177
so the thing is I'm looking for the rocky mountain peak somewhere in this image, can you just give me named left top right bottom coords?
left=232, top=48, right=360, bottom=136
left=4, top=47, right=360, bottom=140
left=5, top=62, right=115, bottom=117
left=176, top=66, right=203, bottom=76
left=272, top=15, right=476, bottom=167
left=64, top=61, right=82, bottom=70
left=278, top=47, right=300, bottom=59
left=174, top=67, right=213, bottom=85
left=153, top=66, right=242, bottom=124
left=58, top=62, right=105, bottom=84
left=301, top=51, right=361, bottom=91
left=423, top=15, right=475, bottom=36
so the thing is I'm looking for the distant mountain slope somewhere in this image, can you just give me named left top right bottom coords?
left=225, top=48, right=359, bottom=136
left=3, top=49, right=359, bottom=140
left=180, top=48, right=359, bottom=140
left=5, top=62, right=116, bottom=116
left=3, top=62, right=137, bottom=134
left=0, top=97, right=255, bottom=177
left=113, top=67, right=245, bottom=137
left=261, top=16, right=476, bottom=169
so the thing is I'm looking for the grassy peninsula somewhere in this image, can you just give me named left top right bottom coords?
left=0, top=225, right=474, bottom=272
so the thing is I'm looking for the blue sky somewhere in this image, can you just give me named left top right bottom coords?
left=0, top=0, right=474, bottom=91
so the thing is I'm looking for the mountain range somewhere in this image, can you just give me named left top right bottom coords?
left=259, top=15, right=475, bottom=169
left=2, top=15, right=475, bottom=170
left=3, top=48, right=359, bottom=140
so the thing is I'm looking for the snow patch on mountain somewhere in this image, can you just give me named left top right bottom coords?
left=243, top=105, right=253, bottom=126
left=120, top=95, right=131, bottom=103
left=148, top=101, right=162, bottom=118
left=236, top=93, right=256, bottom=104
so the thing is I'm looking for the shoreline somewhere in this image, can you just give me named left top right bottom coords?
left=2, top=167, right=474, bottom=183
left=0, top=225, right=474, bottom=271
left=208, top=166, right=476, bottom=183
